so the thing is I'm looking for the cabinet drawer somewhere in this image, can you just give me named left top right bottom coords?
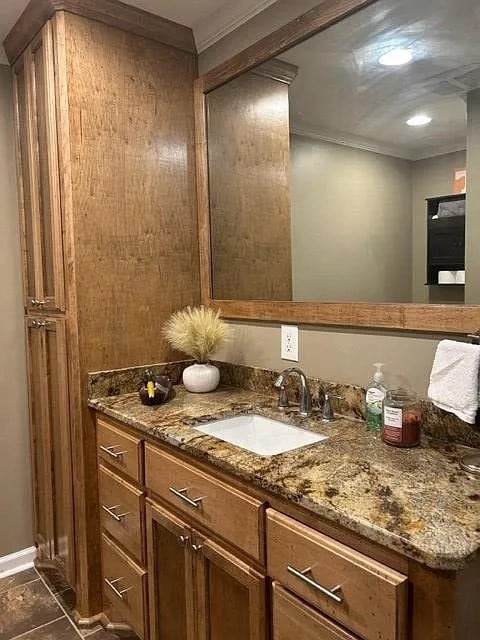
left=272, top=583, right=358, bottom=640
left=267, top=509, right=407, bottom=640
left=99, top=464, right=144, bottom=563
left=97, top=418, right=142, bottom=483
left=101, top=533, right=147, bottom=639
left=145, top=444, right=265, bottom=561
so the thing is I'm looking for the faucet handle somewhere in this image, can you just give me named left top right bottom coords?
left=275, top=379, right=290, bottom=411
left=320, top=392, right=344, bottom=422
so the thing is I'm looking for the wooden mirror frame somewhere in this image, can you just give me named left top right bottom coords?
left=194, top=0, right=480, bottom=334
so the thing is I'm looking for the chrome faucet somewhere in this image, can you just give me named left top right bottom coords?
left=274, top=368, right=312, bottom=417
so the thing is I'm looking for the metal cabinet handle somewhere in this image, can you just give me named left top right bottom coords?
left=287, top=566, right=343, bottom=604
left=192, top=543, right=203, bottom=552
left=104, top=577, right=133, bottom=600
left=102, top=504, right=129, bottom=522
left=99, top=445, right=128, bottom=459
left=178, top=535, right=189, bottom=545
left=169, top=487, right=205, bottom=509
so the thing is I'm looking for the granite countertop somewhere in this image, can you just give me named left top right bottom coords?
left=89, top=385, right=480, bottom=571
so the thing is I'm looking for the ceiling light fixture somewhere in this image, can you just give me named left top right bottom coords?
left=406, top=114, right=432, bottom=127
left=379, top=49, right=413, bottom=66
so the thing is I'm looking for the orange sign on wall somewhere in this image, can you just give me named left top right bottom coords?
left=453, top=168, right=467, bottom=194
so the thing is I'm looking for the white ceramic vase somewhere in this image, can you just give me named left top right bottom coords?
left=183, top=363, right=220, bottom=393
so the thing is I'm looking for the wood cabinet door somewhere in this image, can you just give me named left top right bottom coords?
left=25, top=318, right=54, bottom=559
left=272, top=583, right=359, bottom=640
left=43, top=318, right=75, bottom=584
left=146, top=500, right=196, bottom=640
left=13, top=21, right=65, bottom=313
left=195, top=535, right=267, bottom=640
left=25, top=317, right=74, bottom=584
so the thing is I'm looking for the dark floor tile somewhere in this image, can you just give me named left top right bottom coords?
left=0, top=569, right=38, bottom=595
left=11, top=617, right=79, bottom=640
left=36, top=566, right=71, bottom=596
left=55, top=588, right=76, bottom=613
left=0, top=579, right=63, bottom=640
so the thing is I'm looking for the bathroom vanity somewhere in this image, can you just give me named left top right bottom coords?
left=89, top=368, right=480, bottom=640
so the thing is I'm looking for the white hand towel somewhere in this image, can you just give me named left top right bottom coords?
left=428, top=339, right=480, bottom=424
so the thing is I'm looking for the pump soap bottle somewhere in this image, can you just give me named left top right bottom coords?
left=366, top=363, right=386, bottom=433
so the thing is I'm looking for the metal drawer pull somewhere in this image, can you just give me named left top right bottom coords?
left=169, top=487, right=205, bottom=508
left=104, top=577, right=133, bottom=600
left=100, top=445, right=128, bottom=459
left=102, top=504, right=129, bottom=522
left=287, top=566, right=343, bottom=604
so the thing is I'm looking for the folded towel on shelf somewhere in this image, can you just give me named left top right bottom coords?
left=428, top=339, right=480, bottom=424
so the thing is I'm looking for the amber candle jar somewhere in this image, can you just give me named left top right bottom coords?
left=382, top=389, right=422, bottom=447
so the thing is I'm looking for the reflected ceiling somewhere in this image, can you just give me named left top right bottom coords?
left=282, top=0, right=478, bottom=159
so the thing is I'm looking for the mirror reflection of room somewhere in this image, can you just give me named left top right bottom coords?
left=207, top=0, right=479, bottom=305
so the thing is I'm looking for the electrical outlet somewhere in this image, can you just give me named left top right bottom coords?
left=281, top=325, right=299, bottom=361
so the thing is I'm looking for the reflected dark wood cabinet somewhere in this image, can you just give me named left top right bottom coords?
left=426, top=194, right=466, bottom=286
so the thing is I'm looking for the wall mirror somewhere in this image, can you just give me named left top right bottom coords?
left=196, top=0, right=480, bottom=332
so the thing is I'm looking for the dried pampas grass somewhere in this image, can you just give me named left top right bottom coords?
left=163, top=306, right=230, bottom=363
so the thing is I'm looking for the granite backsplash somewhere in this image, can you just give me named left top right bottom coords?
left=88, top=360, right=480, bottom=448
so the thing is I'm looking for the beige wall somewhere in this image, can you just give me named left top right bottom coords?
left=199, top=0, right=450, bottom=399
left=466, top=89, right=480, bottom=304
left=0, top=64, right=32, bottom=557
left=411, top=150, right=466, bottom=304
left=291, top=134, right=413, bottom=302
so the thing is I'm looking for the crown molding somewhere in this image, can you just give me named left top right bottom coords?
left=4, top=0, right=196, bottom=64
left=291, top=123, right=466, bottom=162
left=194, top=0, right=279, bottom=53
left=252, top=58, right=298, bottom=84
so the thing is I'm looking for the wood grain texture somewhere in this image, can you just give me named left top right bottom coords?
left=194, top=79, right=213, bottom=305
left=50, top=10, right=200, bottom=618
left=98, top=464, right=144, bottom=563
left=51, top=11, right=100, bottom=617
left=195, top=535, right=267, bottom=640
left=202, top=0, right=379, bottom=92
left=267, top=508, right=407, bottom=640
left=146, top=500, right=196, bottom=640
left=29, top=23, right=65, bottom=311
left=64, top=12, right=200, bottom=372
left=101, top=532, right=147, bottom=639
left=145, top=444, right=265, bottom=562
left=208, top=71, right=292, bottom=301
left=272, top=583, right=358, bottom=640
left=97, top=419, right=143, bottom=484
left=209, top=299, right=480, bottom=334
left=195, top=0, right=480, bottom=333
left=4, top=0, right=196, bottom=64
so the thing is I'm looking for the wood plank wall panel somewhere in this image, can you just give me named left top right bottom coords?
left=64, top=13, right=200, bottom=372
left=207, top=71, right=292, bottom=301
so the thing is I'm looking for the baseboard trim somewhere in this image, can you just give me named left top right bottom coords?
left=0, top=546, right=36, bottom=579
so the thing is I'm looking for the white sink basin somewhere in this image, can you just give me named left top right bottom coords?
left=193, top=414, right=328, bottom=456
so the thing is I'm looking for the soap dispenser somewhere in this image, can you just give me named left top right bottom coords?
left=365, top=363, right=386, bottom=433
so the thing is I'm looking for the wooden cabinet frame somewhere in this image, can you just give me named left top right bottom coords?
left=146, top=499, right=267, bottom=640
left=195, top=0, right=480, bottom=334
left=25, top=316, right=75, bottom=583
left=13, top=21, right=65, bottom=313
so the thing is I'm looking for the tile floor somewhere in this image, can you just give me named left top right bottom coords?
left=0, top=567, right=137, bottom=640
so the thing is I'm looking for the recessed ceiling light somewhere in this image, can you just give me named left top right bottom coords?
left=406, top=114, right=432, bottom=127
left=379, top=49, right=413, bottom=66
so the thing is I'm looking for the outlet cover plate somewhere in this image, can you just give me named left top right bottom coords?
left=281, top=325, right=299, bottom=361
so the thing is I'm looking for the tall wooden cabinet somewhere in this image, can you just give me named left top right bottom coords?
left=6, top=0, right=200, bottom=620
